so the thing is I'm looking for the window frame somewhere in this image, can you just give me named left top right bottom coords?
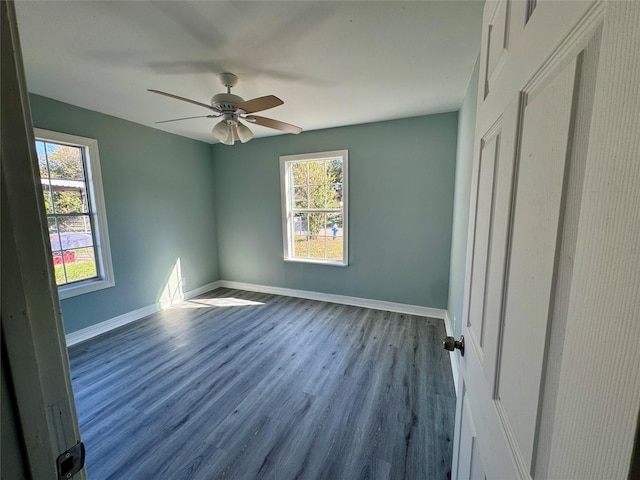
left=34, top=128, right=115, bottom=299
left=280, top=149, right=349, bottom=266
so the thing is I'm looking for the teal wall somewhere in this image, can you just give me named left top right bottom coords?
left=212, top=113, right=458, bottom=308
left=29, top=95, right=461, bottom=332
left=448, top=57, right=479, bottom=337
left=29, top=94, right=220, bottom=334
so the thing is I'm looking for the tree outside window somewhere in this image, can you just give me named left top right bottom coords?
left=281, top=150, right=348, bottom=265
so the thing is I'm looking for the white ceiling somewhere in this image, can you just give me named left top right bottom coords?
left=15, top=1, right=483, bottom=144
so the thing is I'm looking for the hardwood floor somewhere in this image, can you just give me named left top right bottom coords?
left=68, top=288, right=456, bottom=480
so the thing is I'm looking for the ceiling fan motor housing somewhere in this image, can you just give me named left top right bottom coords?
left=212, top=92, right=244, bottom=113
left=220, top=113, right=237, bottom=125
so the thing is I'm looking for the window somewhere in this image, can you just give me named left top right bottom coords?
left=34, top=129, right=114, bottom=299
left=280, top=150, right=348, bottom=266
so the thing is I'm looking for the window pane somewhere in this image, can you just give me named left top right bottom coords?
left=57, top=216, right=94, bottom=250
left=51, top=188, right=88, bottom=214
left=309, top=213, right=327, bottom=259
left=62, top=247, right=97, bottom=283
left=307, top=160, right=325, bottom=186
left=36, top=141, right=49, bottom=178
left=318, top=214, right=329, bottom=238
left=309, top=235, right=326, bottom=259
left=55, top=216, right=74, bottom=238
left=293, top=213, right=307, bottom=235
left=308, top=212, right=324, bottom=240
left=327, top=214, right=343, bottom=260
left=42, top=182, right=54, bottom=214
left=45, top=143, right=84, bottom=180
left=326, top=214, right=342, bottom=239
left=291, top=161, right=307, bottom=186
left=52, top=251, right=67, bottom=285
left=330, top=183, right=343, bottom=207
left=293, top=235, right=309, bottom=257
left=48, top=216, right=61, bottom=250
left=293, top=186, right=307, bottom=209
left=48, top=216, right=68, bottom=284
left=309, top=184, right=329, bottom=209
left=51, top=217, right=97, bottom=285
left=328, top=158, right=343, bottom=183
left=326, top=239, right=343, bottom=260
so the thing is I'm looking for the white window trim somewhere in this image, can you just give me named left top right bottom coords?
left=280, top=149, right=349, bottom=266
left=34, top=128, right=115, bottom=299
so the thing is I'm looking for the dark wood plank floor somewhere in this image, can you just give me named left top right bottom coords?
left=68, top=288, right=456, bottom=480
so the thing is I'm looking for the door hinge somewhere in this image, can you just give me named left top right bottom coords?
left=56, top=441, right=85, bottom=479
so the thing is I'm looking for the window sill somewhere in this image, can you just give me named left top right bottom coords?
left=58, top=277, right=115, bottom=300
left=284, top=258, right=348, bottom=267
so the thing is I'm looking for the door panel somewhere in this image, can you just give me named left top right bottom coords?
left=496, top=56, right=578, bottom=469
left=455, top=383, right=485, bottom=480
left=468, top=129, right=500, bottom=355
left=484, top=0, right=510, bottom=98
left=533, top=27, right=602, bottom=478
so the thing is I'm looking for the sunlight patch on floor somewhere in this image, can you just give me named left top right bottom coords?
left=171, top=297, right=265, bottom=309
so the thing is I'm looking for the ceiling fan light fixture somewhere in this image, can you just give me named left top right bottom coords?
left=213, top=120, right=231, bottom=142
left=213, top=120, right=235, bottom=145
left=220, top=127, right=235, bottom=145
left=236, top=121, right=254, bottom=143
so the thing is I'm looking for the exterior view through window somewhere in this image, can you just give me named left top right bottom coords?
left=35, top=129, right=114, bottom=298
left=37, top=139, right=98, bottom=284
left=280, top=150, right=348, bottom=265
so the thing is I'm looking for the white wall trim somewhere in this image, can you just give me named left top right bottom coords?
left=65, top=304, right=159, bottom=346
left=444, top=310, right=460, bottom=397
left=65, top=279, right=449, bottom=346
left=184, top=280, right=223, bottom=301
left=218, top=280, right=447, bottom=319
left=65, top=281, right=224, bottom=346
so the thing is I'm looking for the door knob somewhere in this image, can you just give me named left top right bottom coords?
left=443, top=335, right=465, bottom=356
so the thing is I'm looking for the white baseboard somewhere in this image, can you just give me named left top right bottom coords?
left=65, top=279, right=449, bottom=346
left=184, top=280, right=223, bottom=300
left=65, top=304, right=159, bottom=346
left=443, top=311, right=460, bottom=397
left=65, top=281, right=223, bottom=346
left=218, top=280, right=448, bottom=319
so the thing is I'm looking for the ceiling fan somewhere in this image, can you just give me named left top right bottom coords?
left=148, top=73, right=302, bottom=145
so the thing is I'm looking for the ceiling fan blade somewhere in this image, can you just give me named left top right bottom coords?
left=148, top=89, right=218, bottom=112
left=155, top=114, right=219, bottom=124
left=231, top=124, right=240, bottom=142
left=236, top=95, right=283, bottom=114
left=247, top=115, right=302, bottom=134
